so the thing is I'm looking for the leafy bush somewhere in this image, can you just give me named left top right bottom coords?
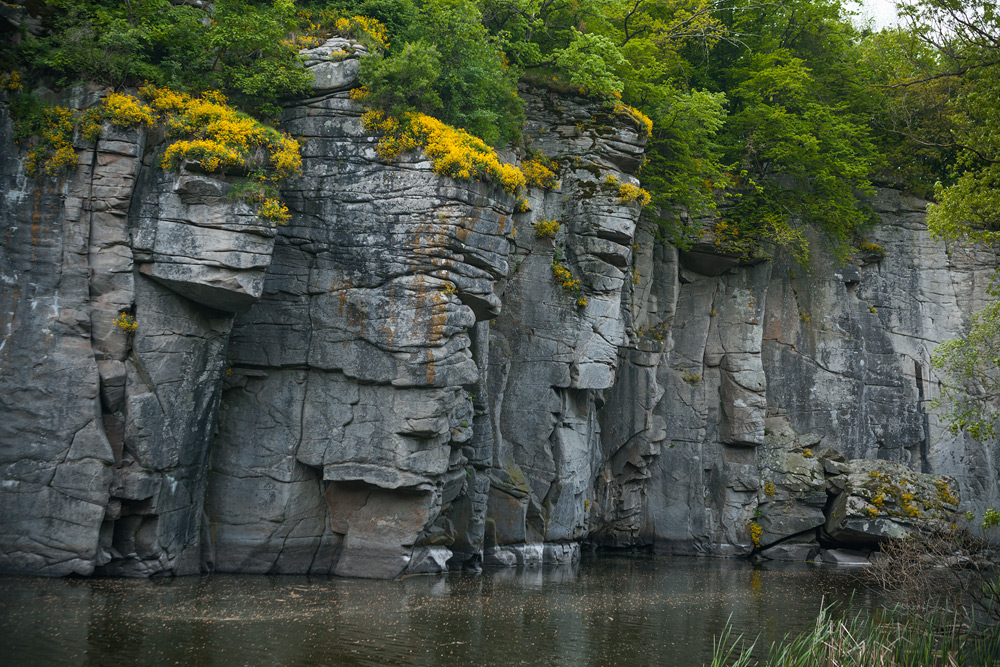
left=9, top=0, right=311, bottom=116
left=359, top=41, right=443, bottom=116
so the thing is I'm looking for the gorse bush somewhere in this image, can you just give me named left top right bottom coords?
left=8, top=81, right=301, bottom=223
left=140, top=85, right=302, bottom=178
left=362, top=109, right=523, bottom=193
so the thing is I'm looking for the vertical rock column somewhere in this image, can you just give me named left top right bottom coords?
left=0, top=89, right=278, bottom=576
left=205, top=42, right=516, bottom=578
left=484, top=90, right=647, bottom=564
left=0, top=98, right=118, bottom=575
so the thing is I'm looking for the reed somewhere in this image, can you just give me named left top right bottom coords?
left=711, top=603, right=1000, bottom=666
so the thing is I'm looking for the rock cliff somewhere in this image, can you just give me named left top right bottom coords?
left=1, top=44, right=997, bottom=577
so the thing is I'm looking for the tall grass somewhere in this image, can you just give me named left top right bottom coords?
left=711, top=603, right=1000, bottom=666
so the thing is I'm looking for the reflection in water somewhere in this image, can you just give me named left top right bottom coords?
left=0, top=555, right=879, bottom=666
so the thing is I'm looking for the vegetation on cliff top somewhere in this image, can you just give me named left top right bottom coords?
left=0, top=0, right=975, bottom=254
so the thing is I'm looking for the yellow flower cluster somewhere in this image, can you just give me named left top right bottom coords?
left=681, top=371, right=702, bottom=384
left=349, top=86, right=370, bottom=102
left=333, top=15, right=389, bottom=51
left=102, top=93, right=156, bottom=128
left=617, top=182, right=652, bottom=206
left=604, top=174, right=651, bottom=207
left=114, top=311, right=138, bottom=332
left=2, top=70, right=21, bottom=91
left=25, top=106, right=77, bottom=178
left=551, top=256, right=587, bottom=307
left=552, top=258, right=580, bottom=291
left=137, top=85, right=302, bottom=179
left=162, top=139, right=242, bottom=173
left=899, top=491, right=920, bottom=518
left=534, top=220, right=561, bottom=239
left=763, top=481, right=776, bottom=497
left=296, top=9, right=389, bottom=51
left=613, top=102, right=653, bottom=138
left=258, top=198, right=291, bottom=224
left=363, top=110, right=526, bottom=194
left=858, top=241, right=885, bottom=256
left=522, top=156, right=559, bottom=189
left=280, top=34, right=324, bottom=51
left=749, top=522, right=763, bottom=548
left=935, top=480, right=959, bottom=506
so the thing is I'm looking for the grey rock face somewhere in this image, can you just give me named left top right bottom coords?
left=633, top=189, right=999, bottom=556
left=484, top=90, right=648, bottom=555
left=1, top=60, right=997, bottom=577
left=203, top=73, right=516, bottom=577
left=132, top=172, right=276, bottom=313
left=0, top=96, right=275, bottom=576
left=301, top=38, right=367, bottom=93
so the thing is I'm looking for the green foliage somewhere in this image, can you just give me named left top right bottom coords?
left=641, top=88, right=728, bottom=246
left=359, top=40, right=443, bottom=116
left=931, top=299, right=1000, bottom=441
left=703, top=0, right=880, bottom=263
left=358, top=0, right=523, bottom=145
left=209, top=0, right=312, bottom=113
left=859, top=29, right=958, bottom=199
left=7, top=0, right=311, bottom=116
left=886, top=1, right=1000, bottom=440
left=553, top=31, right=627, bottom=98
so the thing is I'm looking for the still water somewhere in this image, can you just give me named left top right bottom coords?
left=0, top=555, right=881, bottom=666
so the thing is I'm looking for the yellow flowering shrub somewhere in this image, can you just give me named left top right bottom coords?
left=102, top=93, right=156, bottom=128
left=333, top=15, right=388, bottom=51
left=114, top=312, right=138, bottom=332
left=2, top=70, right=21, bottom=92
left=522, top=156, right=559, bottom=189
left=617, top=183, right=652, bottom=206
left=749, top=522, right=763, bottom=548
left=363, top=110, right=525, bottom=194
left=935, top=480, right=959, bottom=506
left=295, top=10, right=389, bottom=52
left=137, top=85, right=302, bottom=179
left=551, top=252, right=587, bottom=308
left=534, top=220, right=561, bottom=238
left=16, top=85, right=300, bottom=219
left=613, top=102, right=653, bottom=138
left=604, top=174, right=651, bottom=207
left=24, top=106, right=76, bottom=178
left=258, top=198, right=291, bottom=224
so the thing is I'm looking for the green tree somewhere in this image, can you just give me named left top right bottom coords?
left=702, top=0, right=880, bottom=263
left=360, top=0, right=523, bottom=145
left=889, top=0, right=1000, bottom=439
left=7, top=0, right=311, bottom=116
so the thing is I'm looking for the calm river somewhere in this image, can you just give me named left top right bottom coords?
left=0, top=555, right=882, bottom=666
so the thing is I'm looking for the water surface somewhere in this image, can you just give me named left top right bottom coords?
left=0, top=555, right=880, bottom=666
